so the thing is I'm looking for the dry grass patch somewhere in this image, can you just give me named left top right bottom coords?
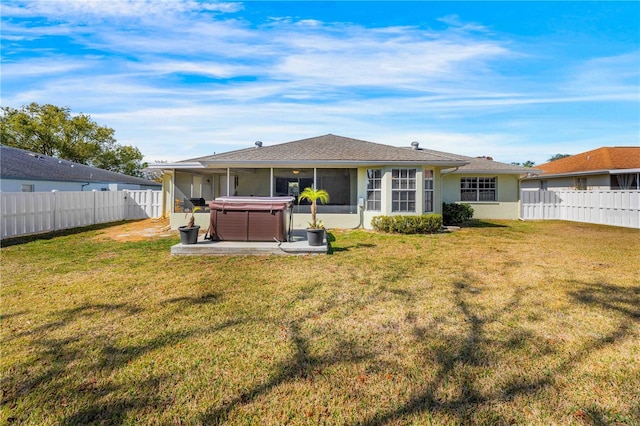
left=1, top=220, right=639, bottom=425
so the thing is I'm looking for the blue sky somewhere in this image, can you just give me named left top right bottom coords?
left=1, top=1, right=638, bottom=165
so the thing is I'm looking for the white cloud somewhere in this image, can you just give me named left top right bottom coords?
left=437, top=14, right=491, bottom=33
left=132, top=61, right=250, bottom=79
left=1, top=0, right=243, bottom=20
left=1, top=58, right=90, bottom=77
left=565, top=51, right=640, bottom=96
left=1, top=2, right=637, bottom=167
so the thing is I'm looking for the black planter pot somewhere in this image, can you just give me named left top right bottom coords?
left=178, top=225, right=200, bottom=244
left=306, top=228, right=325, bottom=246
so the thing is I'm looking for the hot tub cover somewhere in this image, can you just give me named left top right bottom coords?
left=207, top=196, right=295, bottom=242
left=209, top=196, right=295, bottom=211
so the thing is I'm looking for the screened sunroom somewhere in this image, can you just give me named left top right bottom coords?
left=170, top=167, right=358, bottom=217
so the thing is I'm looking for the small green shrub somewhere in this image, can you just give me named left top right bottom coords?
left=442, top=202, right=474, bottom=225
left=371, top=214, right=443, bottom=234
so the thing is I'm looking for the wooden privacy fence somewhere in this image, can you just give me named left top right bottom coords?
left=521, top=190, right=640, bottom=229
left=1, top=190, right=162, bottom=239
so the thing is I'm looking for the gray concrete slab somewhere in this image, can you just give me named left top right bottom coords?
left=171, top=229, right=328, bottom=255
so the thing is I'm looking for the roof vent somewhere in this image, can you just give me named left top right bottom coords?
left=411, top=141, right=420, bottom=150
left=255, top=141, right=263, bottom=148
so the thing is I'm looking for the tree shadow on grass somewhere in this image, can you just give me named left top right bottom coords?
left=163, top=291, right=221, bottom=305
left=0, top=310, right=28, bottom=321
left=60, top=374, right=171, bottom=425
left=2, top=300, right=242, bottom=424
left=351, top=277, right=637, bottom=425
left=200, top=323, right=371, bottom=424
left=5, top=275, right=638, bottom=424
left=7, top=303, right=143, bottom=341
left=569, top=281, right=640, bottom=320
left=198, top=284, right=376, bottom=424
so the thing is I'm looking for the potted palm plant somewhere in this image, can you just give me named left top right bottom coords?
left=178, top=209, right=201, bottom=244
left=297, top=187, right=329, bottom=246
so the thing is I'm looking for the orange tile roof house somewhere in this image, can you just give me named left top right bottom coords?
left=522, top=147, right=640, bottom=191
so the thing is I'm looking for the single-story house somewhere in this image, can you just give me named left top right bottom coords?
left=150, top=134, right=538, bottom=229
left=0, top=144, right=161, bottom=192
left=521, top=146, right=640, bottom=191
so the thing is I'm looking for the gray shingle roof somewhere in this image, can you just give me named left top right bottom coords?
left=186, top=134, right=468, bottom=165
left=417, top=147, right=540, bottom=174
left=179, top=134, right=535, bottom=174
left=0, top=145, right=160, bottom=186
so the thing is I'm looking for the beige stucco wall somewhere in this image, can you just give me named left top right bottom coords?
left=165, top=167, right=523, bottom=229
left=441, top=173, right=522, bottom=219
left=355, top=166, right=446, bottom=228
left=170, top=212, right=211, bottom=230
left=170, top=212, right=364, bottom=231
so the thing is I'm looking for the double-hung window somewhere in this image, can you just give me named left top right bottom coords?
left=366, top=169, right=382, bottom=211
left=424, top=169, right=434, bottom=212
left=392, top=168, right=416, bottom=212
left=461, top=177, right=496, bottom=201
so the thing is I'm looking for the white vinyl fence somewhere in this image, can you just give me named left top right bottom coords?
left=521, top=190, right=640, bottom=229
left=1, top=190, right=162, bottom=239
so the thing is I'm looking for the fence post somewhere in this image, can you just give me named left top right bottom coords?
left=146, top=189, right=153, bottom=218
left=123, top=190, right=129, bottom=220
left=52, top=190, right=58, bottom=231
left=92, top=189, right=97, bottom=225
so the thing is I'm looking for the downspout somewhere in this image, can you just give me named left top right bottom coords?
left=350, top=202, right=365, bottom=229
left=81, top=182, right=90, bottom=191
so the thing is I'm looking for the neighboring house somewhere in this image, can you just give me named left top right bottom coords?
left=522, top=146, right=640, bottom=191
left=0, top=145, right=161, bottom=192
left=150, top=134, right=537, bottom=229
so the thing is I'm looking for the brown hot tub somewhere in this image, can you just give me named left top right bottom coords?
left=208, top=197, right=294, bottom=242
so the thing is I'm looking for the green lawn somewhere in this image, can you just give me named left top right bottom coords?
left=1, top=220, right=639, bottom=425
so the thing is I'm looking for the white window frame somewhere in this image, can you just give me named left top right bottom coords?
left=392, top=168, right=416, bottom=212
left=424, top=169, right=434, bottom=212
left=460, top=177, right=497, bottom=202
left=366, top=169, right=382, bottom=211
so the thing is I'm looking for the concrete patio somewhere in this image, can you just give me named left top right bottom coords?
left=170, top=229, right=329, bottom=255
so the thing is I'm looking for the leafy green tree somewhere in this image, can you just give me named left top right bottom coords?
left=1, top=103, right=147, bottom=177
left=548, top=153, right=570, bottom=162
